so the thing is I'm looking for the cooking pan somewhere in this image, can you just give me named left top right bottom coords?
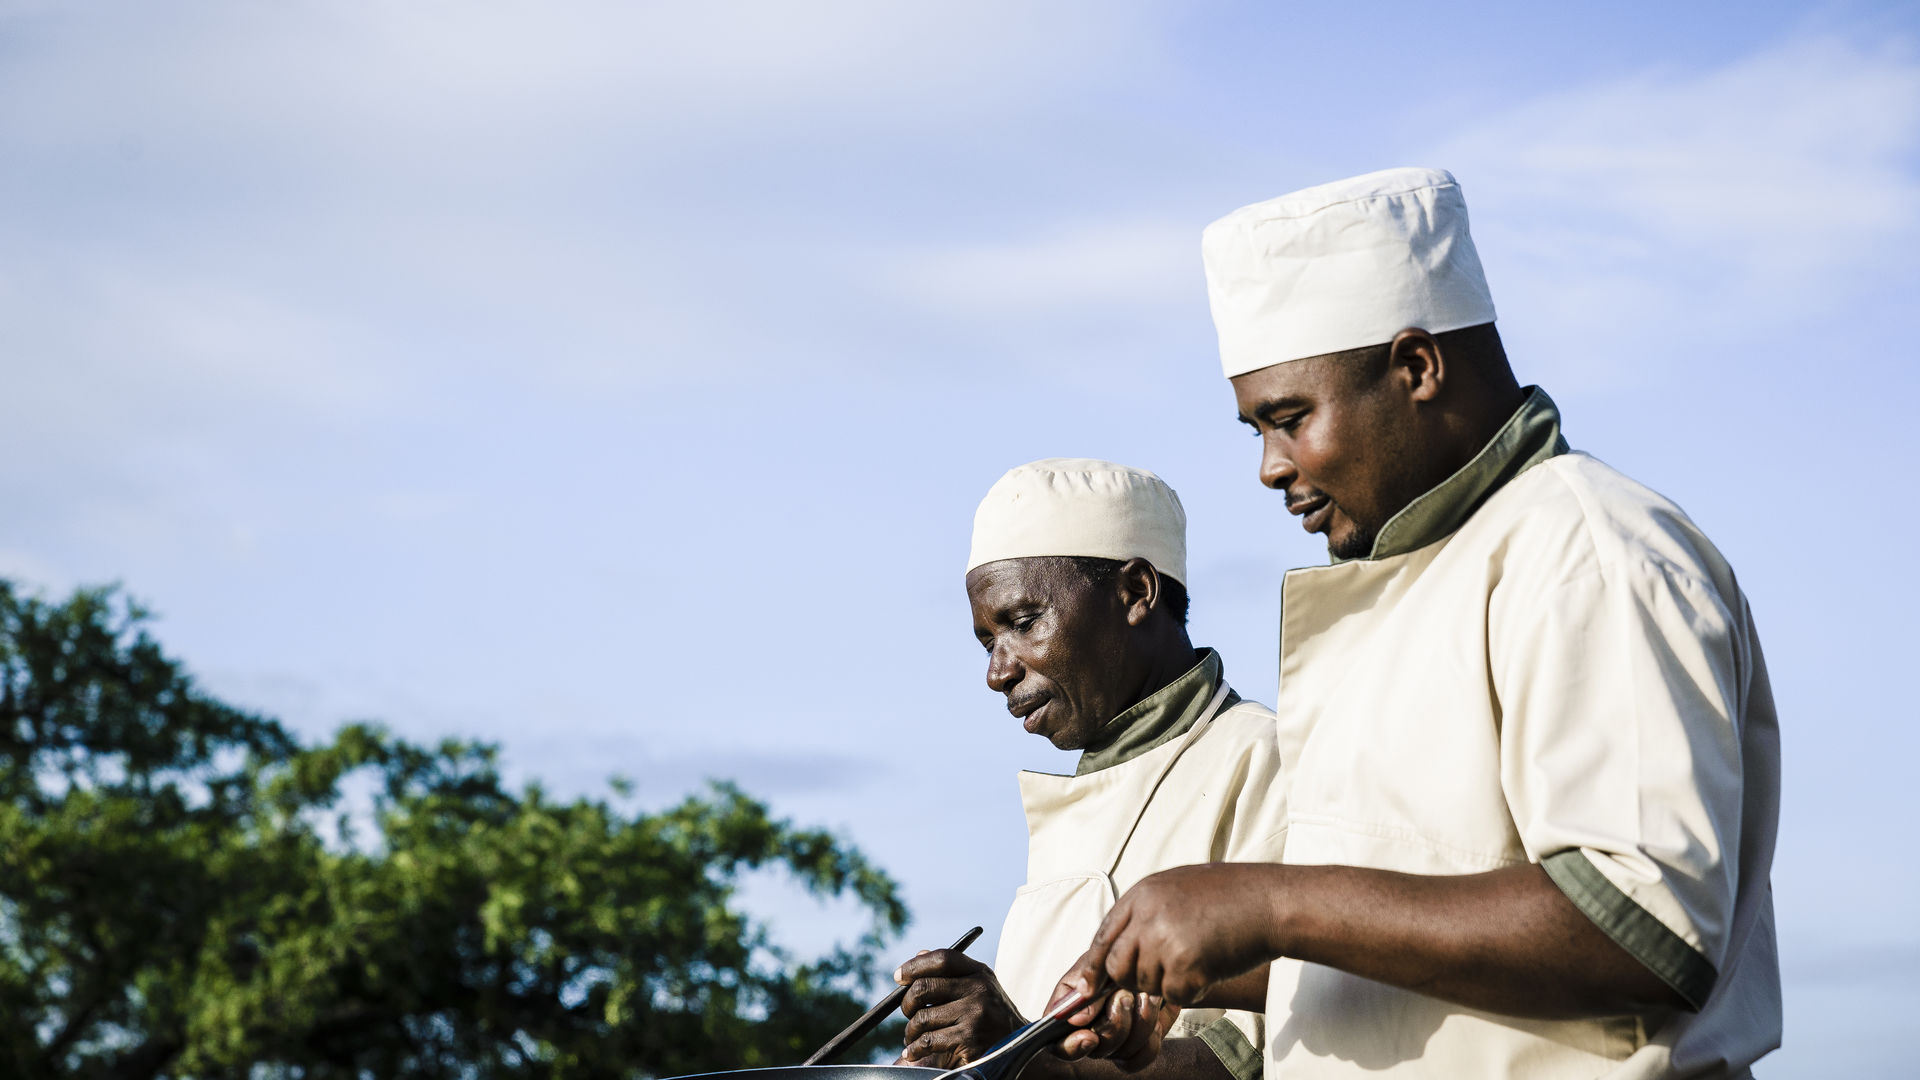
left=667, top=1066, right=939, bottom=1080
left=666, top=985, right=1106, bottom=1080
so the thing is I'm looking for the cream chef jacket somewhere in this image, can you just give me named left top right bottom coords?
left=995, top=649, right=1290, bottom=1080
left=1264, top=389, right=1780, bottom=1080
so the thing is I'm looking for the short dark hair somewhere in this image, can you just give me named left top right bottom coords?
left=1065, top=556, right=1190, bottom=626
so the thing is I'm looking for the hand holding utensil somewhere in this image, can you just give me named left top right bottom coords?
left=927, top=982, right=1115, bottom=1080
left=804, top=926, right=986, bottom=1067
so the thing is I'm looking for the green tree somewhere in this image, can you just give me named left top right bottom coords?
left=0, top=581, right=908, bottom=1078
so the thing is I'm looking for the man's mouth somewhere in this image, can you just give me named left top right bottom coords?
left=1009, top=694, right=1050, bottom=732
left=1288, top=493, right=1334, bottom=535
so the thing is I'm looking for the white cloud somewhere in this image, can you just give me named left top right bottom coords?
left=369, top=492, right=463, bottom=524
left=2, top=252, right=395, bottom=415
left=1433, top=36, right=1920, bottom=384
left=0, top=0, right=1183, bottom=419
left=0, top=548, right=69, bottom=595
left=890, top=219, right=1201, bottom=313
left=0, top=1, right=1168, bottom=168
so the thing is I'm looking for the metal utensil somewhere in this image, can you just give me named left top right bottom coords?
left=803, top=926, right=986, bottom=1067
left=663, top=985, right=1112, bottom=1080
left=929, top=983, right=1113, bottom=1080
left=668, top=1066, right=940, bottom=1080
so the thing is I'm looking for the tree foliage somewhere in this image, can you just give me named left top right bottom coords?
left=0, top=581, right=908, bottom=1078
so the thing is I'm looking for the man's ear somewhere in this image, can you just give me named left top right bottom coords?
left=1388, top=328, right=1446, bottom=404
left=1116, top=558, right=1160, bottom=628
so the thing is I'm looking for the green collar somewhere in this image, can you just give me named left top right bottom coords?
left=1363, top=386, right=1568, bottom=561
left=1075, top=648, right=1239, bottom=776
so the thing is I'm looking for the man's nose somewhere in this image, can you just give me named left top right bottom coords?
left=986, top=644, right=1023, bottom=693
left=1259, top=437, right=1297, bottom=491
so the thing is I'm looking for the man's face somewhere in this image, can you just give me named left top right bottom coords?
left=1231, top=351, right=1428, bottom=560
left=965, top=558, right=1135, bottom=751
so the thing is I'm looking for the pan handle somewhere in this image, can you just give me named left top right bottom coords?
left=937, top=986, right=1112, bottom=1080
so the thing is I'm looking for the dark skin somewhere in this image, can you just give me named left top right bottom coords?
left=894, top=556, right=1247, bottom=1079
left=1052, top=325, right=1688, bottom=1065
left=1233, top=323, right=1523, bottom=560
left=964, top=557, right=1193, bottom=752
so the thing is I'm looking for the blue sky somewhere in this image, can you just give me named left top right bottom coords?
left=2, top=2, right=1916, bottom=1074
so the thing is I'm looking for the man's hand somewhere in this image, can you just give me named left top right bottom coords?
left=894, top=949, right=1027, bottom=1068
left=1047, top=973, right=1180, bottom=1072
left=1059, top=864, right=1278, bottom=1008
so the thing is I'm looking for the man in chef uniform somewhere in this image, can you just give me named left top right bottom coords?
left=1048, top=169, right=1782, bottom=1079
left=893, top=458, right=1289, bottom=1080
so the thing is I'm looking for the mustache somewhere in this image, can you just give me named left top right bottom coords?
left=1286, top=489, right=1329, bottom=513
left=1006, top=691, right=1049, bottom=717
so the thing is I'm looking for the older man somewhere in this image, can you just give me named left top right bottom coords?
left=1053, top=170, right=1781, bottom=1079
left=895, top=459, right=1288, bottom=1080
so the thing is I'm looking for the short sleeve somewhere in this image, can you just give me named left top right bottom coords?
left=1170, top=1010, right=1263, bottom=1080
left=1491, top=553, right=1750, bottom=1009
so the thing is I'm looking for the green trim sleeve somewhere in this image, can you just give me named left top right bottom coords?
left=1195, top=1015, right=1263, bottom=1080
left=1542, top=849, right=1718, bottom=1010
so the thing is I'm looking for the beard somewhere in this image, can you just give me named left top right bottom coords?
left=1326, top=523, right=1377, bottom=561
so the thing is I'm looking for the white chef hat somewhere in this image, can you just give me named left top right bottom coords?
left=967, top=458, right=1187, bottom=586
left=1202, top=166, right=1496, bottom=378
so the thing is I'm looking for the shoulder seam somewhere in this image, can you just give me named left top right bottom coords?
left=1529, top=459, right=1722, bottom=597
